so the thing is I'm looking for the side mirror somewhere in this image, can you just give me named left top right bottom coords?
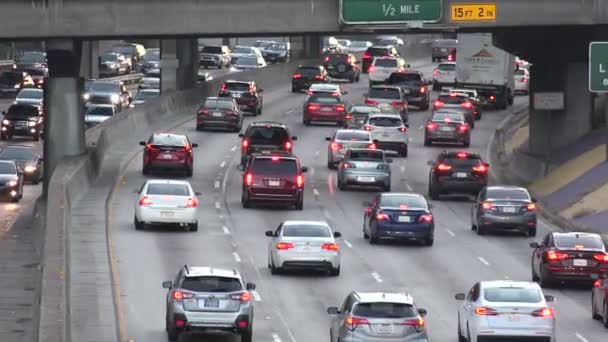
left=265, top=230, right=274, bottom=237
left=426, top=160, right=434, bottom=166
left=191, top=143, right=199, bottom=148
left=139, top=141, right=146, bottom=146
left=529, top=242, right=540, bottom=248
left=385, top=158, right=393, bottom=163
left=246, top=282, right=256, bottom=290
left=292, top=136, right=298, bottom=141
left=455, top=293, right=466, bottom=300
left=404, top=124, right=409, bottom=128
left=195, top=191, right=202, bottom=196
left=301, top=166, right=308, bottom=173
left=327, top=306, right=340, bottom=315
left=417, top=308, right=427, bottom=317
left=162, top=280, right=173, bottom=289
left=544, top=295, right=555, bottom=302
left=333, top=231, right=342, bottom=238
left=326, top=137, right=332, bottom=141
left=238, top=133, right=245, bottom=138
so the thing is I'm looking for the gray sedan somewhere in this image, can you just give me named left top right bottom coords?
left=337, top=149, right=392, bottom=191
left=326, top=129, right=374, bottom=169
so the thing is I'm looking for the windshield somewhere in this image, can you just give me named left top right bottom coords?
left=88, top=83, right=118, bottom=92
left=348, top=150, right=383, bottom=161
left=236, top=57, right=257, bottom=66
left=369, top=116, right=402, bottom=127
left=224, top=83, right=250, bottom=91
left=309, top=96, right=340, bottom=104
left=17, top=89, right=43, bottom=99
left=443, top=157, right=482, bottom=167
left=85, top=107, right=114, bottom=116
left=484, top=287, right=543, bottom=303
left=349, top=105, right=380, bottom=114
left=367, top=47, right=390, bottom=56
left=0, top=148, right=34, bottom=160
left=0, top=163, right=16, bottom=174
left=350, top=41, right=370, bottom=48
left=182, top=276, right=242, bottom=293
left=16, top=52, right=45, bottom=63
left=554, top=234, right=604, bottom=250
left=387, top=73, right=421, bottom=84
left=150, top=134, right=188, bottom=146
left=247, top=127, right=289, bottom=145
left=251, top=159, right=297, bottom=175
left=6, top=105, right=39, bottom=118
left=354, top=303, right=417, bottom=318
left=282, top=224, right=331, bottom=237
left=146, top=183, right=189, bottom=196
left=336, top=131, right=370, bottom=141
left=25, top=69, right=46, bottom=76
left=326, top=54, right=349, bottom=63
left=202, top=46, right=222, bottom=54
left=487, top=188, right=530, bottom=200
left=254, top=41, right=274, bottom=48
left=431, top=112, right=464, bottom=122
left=381, top=194, right=427, bottom=209
left=437, top=63, right=456, bottom=71
left=100, top=53, right=118, bottom=62
left=232, top=47, right=252, bottom=54
left=203, top=99, right=234, bottom=109
left=369, top=88, right=400, bottom=99
left=135, top=91, right=159, bottom=101
left=112, top=46, right=134, bottom=55
left=374, top=59, right=398, bottom=68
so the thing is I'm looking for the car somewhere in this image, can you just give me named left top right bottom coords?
left=337, top=39, right=351, bottom=49
left=433, top=92, right=476, bottom=128
left=449, top=88, right=483, bottom=120
left=303, top=94, right=347, bottom=126
left=427, top=151, right=489, bottom=200
left=343, top=40, right=373, bottom=57
left=472, top=186, right=538, bottom=236
left=385, top=71, right=430, bottom=110
left=455, top=281, right=556, bottom=342
left=13, top=51, right=47, bottom=72
left=138, top=76, right=160, bottom=90
left=431, top=62, right=456, bottom=91
left=15, top=88, right=43, bottom=107
left=376, top=36, right=405, bottom=47
left=363, top=114, right=409, bottom=157
left=162, top=265, right=256, bottom=342
left=0, top=71, right=35, bottom=97
left=218, top=80, right=264, bottom=115
left=291, top=65, right=330, bottom=92
left=0, top=160, right=23, bottom=202
left=531, top=232, right=608, bottom=287
left=431, top=39, right=457, bottom=62
left=265, top=220, right=341, bottom=275
left=84, top=104, right=117, bottom=128
left=264, top=42, right=291, bottom=63
left=514, top=68, right=530, bottom=95
left=0, top=145, right=43, bottom=184
left=144, top=68, right=161, bottom=79
left=1, top=103, right=43, bottom=141
left=140, top=50, right=160, bottom=74
left=98, top=52, right=130, bottom=77
left=196, top=97, right=243, bottom=132
left=364, top=86, right=409, bottom=123
left=307, top=83, right=346, bottom=97
left=131, top=89, right=160, bottom=107
left=230, top=45, right=263, bottom=64
left=345, top=105, right=381, bottom=129
left=516, top=56, right=531, bottom=69
left=328, top=291, right=429, bottom=342
left=139, top=133, right=198, bottom=176
left=241, top=151, right=307, bottom=209
left=83, top=80, right=132, bottom=111
left=253, top=40, right=278, bottom=56
left=322, top=53, right=361, bottom=83
left=424, top=110, right=471, bottom=147
left=197, top=70, right=213, bottom=83
left=368, top=56, right=407, bottom=86
left=337, top=149, right=391, bottom=191
left=238, top=122, right=297, bottom=166
left=199, top=45, right=231, bottom=69
left=233, top=55, right=267, bottom=70
left=326, top=129, right=375, bottom=168
left=362, top=45, right=400, bottom=73
left=112, top=43, right=146, bottom=71
left=22, top=68, right=47, bottom=88
left=592, top=274, right=608, bottom=327
left=134, top=179, right=199, bottom=231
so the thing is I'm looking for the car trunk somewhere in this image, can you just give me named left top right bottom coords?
left=484, top=303, right=551, bottom=330
left=149, top=145, right=188, bottom=162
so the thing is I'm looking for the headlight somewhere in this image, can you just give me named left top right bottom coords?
left=83, top=93, right=90, bottom=100
left=7, top=180, right=17, bottom=187
left=28, top=121, right=36, bottom=127
left=13, top=84, right=20, bottom=89
left=110, top=94, right=120, bottom=103
left=24, top=165, right=37, bottom=173
left=2, top=119, right=9, bottom=125
left=110, top=63, right=118, bottom=68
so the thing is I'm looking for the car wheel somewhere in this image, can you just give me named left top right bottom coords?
left=295, top=196, right=304, bottom=210
left=432, top=83, right=440, bottom=91
left=476, top=224, right=486, bottom=235
left=457, top=321, right=466, bottom=342
left=463, top=140, right=470, bottom=147
left=291, top=86, right=298, bottom=93
left=429, top=185, right=439, bottom=200
left=420, top=102, right=430, bottom=111
left=257, top=106, right=262, bottom=115
left=337, top=121, right=346, bottom=127
left=270, top=258, right=282, bottom=275
left=33, top=133, right=40, bottom=141
left=363, top=226, right=369, bottom=239
left=142, top=165, right=150, bottom=175
left=134, top=216, right=144, bottom=230
left=603, top=302, right=608, bottom=327
left=531, top=264, right=540, bottom=282
left=32, top=175, right=40, bottom=185
left=527, top=227, right=537, bottom=237
left=538, top=266, right=552, bottom=288
left=424, top=138, right=431, bottom=146
left=470, top=121, right=475, bottom=129
left=330, top=266, right=340, bottom=276
left=356, top=73, right=360, bottom=82
left=11, top=195, right=19, bottom=203
left=0, top=134, right=5, bottom=140
left=196, top=124, right=204, bottom=131
left=592, top=294, right=601, bottom=319
left=189, top=222, right=198, bottom=232
left=349, top=75, right=355, bottom=83
left=186, top=167, right=193, bottom=177
left=369, top=232, right=378, bottom=244
left=242, top=191, right=251, bottom=209
left=166, top=323, right=179, bottom=341
left=303, top=119, right=311, bottom=126
left=327, top=161, right=335, bottom=170
left=424, top=236, right=434, bottom=246
left=384, top=183, right=391, bottom=192
left=337, top=179, right=346, bottom=191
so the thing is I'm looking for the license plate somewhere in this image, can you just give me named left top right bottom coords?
left=455, top=172, right=467, bottom=178
left=440, top=127, right=454, bottom=132
left=212, top=112, right=223, bottom=117
left=161, top=154, right=173, bottom=159
left=204, top=298, right=219, bottom=308
left=232, top=93, right=241, bottom=98
left=375, top=324, right=394, bottom=334
left=160, top=211, right=174, bottom=217
left=357, top=176, right=375, bottom=183
left=398, top=216, right=411, bottom=223
left=573, top=259, right=588, bottom=267
left=321, top=107, right=333, bottom=112
left=268, top=180, right=281, bottom=187
left=508, top=314, right=520, bottom=322
left=502, top=206, right=517, bottom=213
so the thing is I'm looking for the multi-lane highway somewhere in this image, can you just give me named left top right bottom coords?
left=106, top=57, right=607, bottom=342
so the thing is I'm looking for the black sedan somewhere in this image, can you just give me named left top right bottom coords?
left=0, top=145, right=43, bottom=184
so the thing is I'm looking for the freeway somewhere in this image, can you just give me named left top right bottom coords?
left=107, top=56, right=606, bottom=342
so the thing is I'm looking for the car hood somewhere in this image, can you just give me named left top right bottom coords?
left=11, top=159, right=33, bottom=169
left=15, top=98, right=43, bottom=105
left=85, top=115, right=112, bottom=123
left=0, top=174, right=18, bottom=183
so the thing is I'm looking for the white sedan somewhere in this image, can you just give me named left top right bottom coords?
left=514, top=68, right=530, bottom=95
left=134, top=179, right=199, bottom=231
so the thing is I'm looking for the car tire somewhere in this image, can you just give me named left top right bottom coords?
left=603, top=302, right=608, bottom=327
left=142, top=166, right=150, bottom=175
left=432, top=83, right=440, bottom=91
left=424, top=138, right=431, bottom=146
left=166, top=324, right=179, bottom=342
left=303, top=119, right=311, bottom=126
left=470, top=121, right=475, bottom=129
left=11, top=195, right=19, bottom=203
left=400, top=145, right=408, bottom=157
left=33, top=133, right=40, bottom=141
left=0, top=134, right=5, bottom=140
left=241, top=329, right=253, bottom=342
left=337, top=121, right=346, bottom=127
left=369, top=232, right=378, bottom=245
left=420, top=102, right=430, bottom=111
left=134, top=216, right=144, bottom=230
left=592, top=294, right=601, bottom=319
left=463, top=140, right=470, bottom=147
left=363, top=227, right=369, bottom=239
left=32, top=175, right=40, bottom=185
left=356, top=73, right=360, bottom=82
left=327, top=161, right=335, bottom=170
left=424, top=236, right=434, bottom=246
left=189, top=222, right=198, bottom=232
left=429, top=185, right=440, bottom=200
left=291, top=86, right=298, bottom=93
left=257, top=106, right=262, bottom=115
left=196, top=124, right=204, bottom=131
left=270, top=259, right=282, bottom=275
left=457, top=321, right=466, bottom=342
left=527, top=227, right=537, bottom=237
left=476, top=224, right=486, bottom=235
left=330, top=266, right=340, bottom=276
left=531, top=264, right=540, bottom=282
left=349, top=75, right=355, bottom=83
left=384, top=183, right=391, bottom=192
left=337, top=180, right=346, bottom=191
left=242, top=192, right=251, bottom=209
left=295, top=196, right=304, bottom=210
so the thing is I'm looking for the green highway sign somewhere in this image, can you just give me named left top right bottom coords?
left=589, top=42, right=608, bottom=92
left=340, top=0, right=442, bottom=24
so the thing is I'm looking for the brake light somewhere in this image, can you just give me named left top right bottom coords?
left=296, top=175, right=304, bottom=187
left=368, top=66, right=375, bottom=72
left=458, top=124, right=468, bottom=131
left=330, top=142, right=342, bottom=151
left=315, top=75, right=324, bottom=80
left=398, top=127, right=407, bottom=132
left=324, top=56, right=330, bottom=62
left=345, top=114, right=353, bottom=119
left=546, top=250, right=569, bottom=261
left=447, top=54, right=453, bottom=61
left=481, top=202, right=496, bottom=210
left=271, top=156, right=280, bottom=161
left=461, top=102, right=472, bottom=108
left=433, top=100, right=444, bottom=107
left=146, top=144, right=160, bottom=152
left=363, top=125, right=373, bottom=131
left=368, top=143, right=376, bottom=149
left=245, top=173, right=253, bottom=186
left=426, top=122, right=437, bottom=130
left=172, top=290, right=194, bottom=301
left=457, top=152, right=468, bottom=158
left=276, top=242, right=295, bottom=250
left=532, top=308, right=554, bottom=318
left=198, top=109, right=209, bottom=115
left=308, top=104, right=320, bottom=111
left=348, top=55, right=355, bottom=64
left=293, top=73, right=302, bottom=79
left=594, top=280, right=602, bottom=287
left=322, top=243, right=339, bottom=251
left=220, top=84, right=227, bottom=92
left=489, top=95, right=496, bottom=100
left=593, top=254, right=608, bottom=263
left=183, top=145, right=192, bottom=153
left=242, top=139, right=249, bottom=148
left=335, top=105, right=345, bottom=112
left=419, top=214, right=432, bottom=223
left=185, top=198, right=198, bottom=208
left=285, top=141, right=292, bottom=150
left=231, top=291, right=251, bottom=302
left=472, top=164, right=487, bottom=173
left=522, top=77, right=529, bottom=82
left=436, top=163, right=452, bottom=171
left=365, top=99, right=378, bottom=105
left=344, top=316, right=369, bottom=331
left=363, top=52, right=371, bottom=59
left=175, top=319, right=186, bottom=327
left=526, top=203, right=536, bottom=211
left=391, top=101, right=404, bottom=107
left=139, top=196, right=152, bottom=206
left=402, top=318, right=425, bottom=327
left=475, top=307, right=498, bottom=316
left=376, top=213, right=389, bottom=220
left=420, top=87, right=426, bottom=93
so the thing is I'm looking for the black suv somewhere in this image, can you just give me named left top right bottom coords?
left=291, top=65, right=330, bottom=92
left=219, top=80, right=264, bottom=115
left=239, top=122, right=297, bottom=166
left=241, top=152, right=307, bottom=210
left=322, top=53, right=361, bottom=83
left=427, top=151, right=489, bottom=200
left=386, top=71, right=430, bottom=110
left=361, top=45, right=400, bottom=73
left=1, top=104, right=43, bottom=141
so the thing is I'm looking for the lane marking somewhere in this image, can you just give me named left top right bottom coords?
left=222, top=226, right=230, bottom=235
left=313, top=188, right=320, bottom=196
left=219, top=161, right=226, bottom=168
left=405, top=183, right=413, bottom=191
left=232, top=252, right=241, bottom=263
left=327, top=173, right=335, bottom=195
left=272, top=333, right=282, bottom=342
left=371, top=272, right=383, bottom=283
left=251, top=290, right=262, bottom=301
left=504, top=275, right=510, bottom=279
left=310, top=167, right=315, bottom=176
left=214, top=181, right=221, bottom=189
left=215, top=201, right=221, bottom=209
left=343, top=240, right=353, bottom=248
left=575, top=332, right=589, bottom=342
left=477, top=256, right=490, bottom=266
left=446, top=229, right=455, bottom=237
left=400, top=166, right=406, bottom=173
left=231, top=146, right=237, bottom=152
left=417, top=125, right=423, bottom=130
left=315, top=150, right=320, bottom=156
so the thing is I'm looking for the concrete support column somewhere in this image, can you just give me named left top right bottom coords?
left=302, top=35, right=321, bottom=59
left=79, top=40, right=99, bottom=80
left=160, top=39, right=178, bottom=93
left=176, top=38, right=198, bottom=90
left=528, top=62, right=593, bottom=155
left=43, top=39, right=86, bottom=193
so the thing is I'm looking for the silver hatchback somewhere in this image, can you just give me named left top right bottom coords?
left=328, top=291, right=429, bottom=342
left=326, top=129, right=375, bottom=169
left=162, top=265, right=256, bottom=342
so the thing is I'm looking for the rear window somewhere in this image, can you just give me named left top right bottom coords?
left=85, top=107, right=114, bottom=116
left=224, top=82, right=250, bottom=91
left=369, top=116, right=402, bottom=127
left=438, top=94, right=468, bottom=104
left=554, top=234, right=604, bottom=250
left=349, top=105, right=381, bottom=114
left=88, top=82, right=119, bottom=92
left=367, top=48, right=390, bottom=56
left=247, top=127, right=289, bottom=145
left=182, top=276, right=242, bottom=293
left=310, top=96, right=340, bottom=104
left=349, top=150, right=383, bottom=161
left=431, top=39, right=458, bottom=48
left=442, top=157, right=481, bottom=167
left=336, top=131, right=370, bottom=141
left=515, top=69, right=526, bottom=76
left=146, top=183, right=190, bottom=196
left=204, top=99, right=234, bottom=109
left=373, top=59, right=398, bottom=68
left=326, top=54, right=348, bottom=63
left=282, top=224, right=330, bottom=237
left=369, top=88, right=400, bottom=99
left=0, top=163, right=16, bottom=174
left=484, top=287, right=543, bottom=303
left=251, top=158, right=297, bottom=175
left=236, top=57, right=257, bottom=66
left=431, top=112, right=464, bottom=122
left=6, top=105, right=39, bottom=117
left=437, top=64, right=456, bottom=71
left=112, top=46, right=135, bottom=55
left=17, top=89, right=43, bottom=99
left=151, top=134, right=188, bottom=146
left=381, top=194, right=427, bottom=209
left=486, top=188, right=530, bottom=200
left=232, top=47, right=253, bottom=54
left=296, top=67, right=321, bottom=76
left=202, top=46, right=222, bottom=54
left=26, top=69, right=46, bottom=76
left=354, top=303, right=417, bottom=318
left=387, top=73, right=421, bottom=84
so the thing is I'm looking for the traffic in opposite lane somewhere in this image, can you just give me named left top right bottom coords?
left=105, top=37, right=607, bottom=342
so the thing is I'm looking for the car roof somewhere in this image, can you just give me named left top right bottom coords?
left=0, top=160, right=16, bottom=166
left=297, top=65, right=322, bottom=69
left=335, top=129, right=370, bottom=135
left=224, top=80, right=253, bottom=85
left=251, top=151, right=296, bottom=159
left=486, top=185, right=528, bottom=192
left=552, top=231, right=602, bottom=239
left=282, top=220, right=329, bottom=226
left=151, top=133, right=187, bottom=139
left=438, top=62, right=456, bottom=66
left=382, top=192, right=424, bottom=199
left=183, top=266, right=241, bottom=279
left=480, top=280, right=540, bottom=290
left=145, top=179, right=192, bottom=186
left=368, top=113, right=402, bottom=119
left=205, top=96, right=233, bottom=101
left=91, top=80, right=120, bottom=85
left=371, top=44, right=395, bottom=49
left=353, top=291, right=414, bottom=305
left=347, top=148, right=382, bottom=154
left=86, top=104, right=115, bottom=108
left=391, top=70, right=422, bottom=76
left=19, top=88, right=43, bottom=92
left=248, top=121, right=287, bottom=128
left=2, top=145, right=34, bottom=150
left=451, top=88, right=475, bottom=93
left=310, top=83, right=339, bottom=90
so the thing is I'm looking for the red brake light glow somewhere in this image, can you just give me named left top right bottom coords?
left=547, top=250, right=569, bottom=261
left=472, top=164, right=487, bottom=173
left=391, top=101, right=404, bottom=107
left=365, top=99, right=378, bottom=105
left=330, top=142, right=342, bottom=151
left=139, top=196, right=152, bottom=206
left=593, top=254, right=608, bottom=263
left=344, top=316, right=369, bottom=330
left=308, top=104, right=320, bottom=111
left=276, top=242, right=295, bottom=250
left=242, top=139, right=249, bottom=148
left=402, top=318, right=425, bottom=327
left=426, top=122, right=437, bottom=130
left=443, top=118, right=451, bottom=123
left=368, top=143, right=376, bottom=149
left=172, top=290, right=194, bottom=301
left=296, top=175, right=304, bottom=187
left=461, top=102, right=472, bottom=108
left=368, top=66, right=375, bottom=72
left=322, top=243, right=339, bottom=251
left=315, top=75, right=324, bottom=80
left=458, top=124, right=468, bottom=131
left=220, top=84, right=227, bottom=92
left=434, top=100, right=444, bottom=107
left=336, top=105, right=345, bottom=112
left=324, top=56, right=330, bottom=62
left=363, top=52, right=371, bottom=59
left=285, top=141, right=292, bottom=150
left=532, top=308, right=554, bottom=318
left=271, top=156, right=280, bottom=161
left=594, top=280, right=602, bottom=287
left=420, top=87, right=426, bottom=94
left=457, top=152, right=468, bottom=158
left=436, top=163, right=452, bottom=171
left=489, top=95, right=496, bottom=100
left=481, top=202, right=495, bottom=210
left=146, top=144, right=159, bottom=151
left=526, top=203, right=536, bottom=211
left=376, top=213, right=389, bottom=220
left=475, top=307, right=498, bottom=316
left=398, top=127, right=407, bottom=132
left=185, top=198, right=198, bottom=208
left=245, top=173, right=253, bottom=186
left=363, top=125, right=373, bottom=131
left=231, top=291, right=251, bottom=302
left=293, top=73, right=302, bottom=79
left=419, top=214, right=433, bottom=223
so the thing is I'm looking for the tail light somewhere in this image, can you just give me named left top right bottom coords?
left=308, top=104, right=320, bottom=111
left=185, top=198, right=198, bottom=208
left=376, top=213, right=389, bottom=220
left=183, top=145, right=192, bottom=153
left=398, top=127, right=407, bottom=132
left=419, top=214, right=433, bottom=223
left=461, top=102, right=472, bottom=109
left=344, top=316, right=369, bottom=331
left=458, top=124, right=468, bottom=131
left=332, top=92, right=340, bottom=97
left=173, top=290, right=195, bottom=301
left=335, top=105, right=345, bottom=112
left=594, top=280, right=602, bottom=287
left=390, top=101, right=404, bottom=107
left=525, top=203, right=536, bottom=211
left=285, top=141, right=292, bottom=151
left=532, top=308, right=554, bottom=318
left=198, top=109, right=209, bottom=116
left=322, top=243, right=339, bottom=251
left=436, top=163, right=452, bottom=171
left=241, top=139, right=249, bottom=151
left=146, top=144, right=160, bottom=152
left=365, top=99, right=378, bottom=105
left=472, top=164, right=487, bottom=173
left=420, top=87, right=427, bottom=94
left=457, top=152, right=468, bottom=158
left=593, top=254, right=608, bottom=263
left=481, top=202, right=496, bottom=210
left=345, top=114, right=353, bottom=119
left=362, top=52, right=371, bottom=59
left=433, top=100, right=444, bottom=107
left=363, top=125, right=373, bottom=131
left=342, top=162, right=356, bottom=169
left=489, top=95, right=496, bottom=101
left=230, top=291, right=251, bottom=302
left=368, top=143, right=376, bottom=149
left=293, top=73, right=302, bottom=79
left=546, top=250, right=569, bottom=261
left=324, top=56, right=330, bottom=62
left=368, top=66, right=375, bottom=72
left=447, top=54, right=454, bottom=61
left=296, top=175, right=304, bottom=187
left=139, top=196, right=152, bottom=206
left=402, top=318, right=425, bottom=332
left=475, top=307, right=498, bottom=316
left=348, top=55, right=355, bottom=64
left=315, top=75, right=324, bottom=80
left=330, top=142, right=342, bottom=151
left=522, top=77, right=529, bottom=82
left=220, top=84, right=227, bottom=92
left=426, top=122, right=437, bottom=130
left=276, top=242, right=295, bottom=250
left=175, top=319, right=186, bottom=327
left=245, top=173, right=253, bottom=186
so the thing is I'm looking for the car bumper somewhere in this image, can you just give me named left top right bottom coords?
left=405, top=95, right=428, bottom=104
left=543, top=265, right=608, bottom=282
left=292, top=79, right=316, bottom=90
left=515, top=83, right=529, bottom=92
left=178, top=311, right=251, bottom=332
left=1, top=125, right=40, bottom=136
left=245, top=188, right=302, bottom=203
left=275, top=251, right=340, bottom=269
left=435, top=179, right=486, bottom=194
left=136, top=207, right=197, bottom=224
left=200, top=60, right=221, bottom=67
left=478, top=213, right=537, bottom=231
left=339, top=171, right=390, bottom=187
left=0, top=185, right=19, bottom=198
left=425, top=130, right=468, bottom=142
left=327, top=70, right=355, bottom=79
left=305, top=112, right=344, bottom=122
left=197, top=117, right=240, bottom=128
left=474, top=328, right=554, bottom=342
left=433, top=77, right=454, bottom=84
left=374, top=140, right=407, bottom=153
left=145, top=159, right=189, bottom=171
left=22, top=169, right=41, bottom=181
left=342, top=330, right=429, bottom=342
left=368, top=74, right=389, bottom=82
left=375, top=222, right=434, bottom=240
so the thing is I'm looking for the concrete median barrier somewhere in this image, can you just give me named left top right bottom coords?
left=38, top=59, right=311, bottom=342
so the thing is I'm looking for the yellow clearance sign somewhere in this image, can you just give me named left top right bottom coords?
left=451, top=3, right=496, bottom=22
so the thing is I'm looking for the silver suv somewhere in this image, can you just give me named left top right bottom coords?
left=327, top=291, right=429, bottom=342
left=162, top=265, right=256, bottom=342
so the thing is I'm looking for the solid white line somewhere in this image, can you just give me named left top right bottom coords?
left=575, top=332, right=589, bottom=342
left=215, top=201, right=221, bottom=209
left=219, top=161, right=226, bottom=168
left=405, top=184, right=413, bottom=191
left=477, top=256, right=490, bottom=266
left=272, top=333, right=282, bottom=342
left=214, top=181, right=221, bottom=189
left=231, top=146, right=237, bottom=152
left=400, top=166, right=406, bottom=173
left=371, top=272, right=383, bottom=283
left=446, top=229, right=455, bottom=237
left=313, top=188, right=320, bottom=196
left=343, top=240, right=353, bottom=248
left=251, top=290, right=262, bottom=301
left=222, top=226, right=230, bottom=235
left=232, top=252, right=241, bottom=263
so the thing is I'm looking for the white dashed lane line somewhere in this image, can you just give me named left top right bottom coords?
left=343, top=240, right=352, bottom=248
left=272, top=333, right=282, bottom=342
left=445, top=229, right=455, bottom=237
left=575, top=332, right=589, bottom=342
left=477, top=256, right=490, bottom=266
left=232, top=252, right=241, bottom=263
left=222, top=226, right=230, bottom=235
left=313, top=188, right=320, bottom=196
left=371, top=272, right=383, bottom=283
left=219, top=161, right=226, bottom=168
left=214, top=180, right=221, bottom=189
left=231, top=145, right=237, bottom=152
left=215, top=201, right=221, bottom=209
